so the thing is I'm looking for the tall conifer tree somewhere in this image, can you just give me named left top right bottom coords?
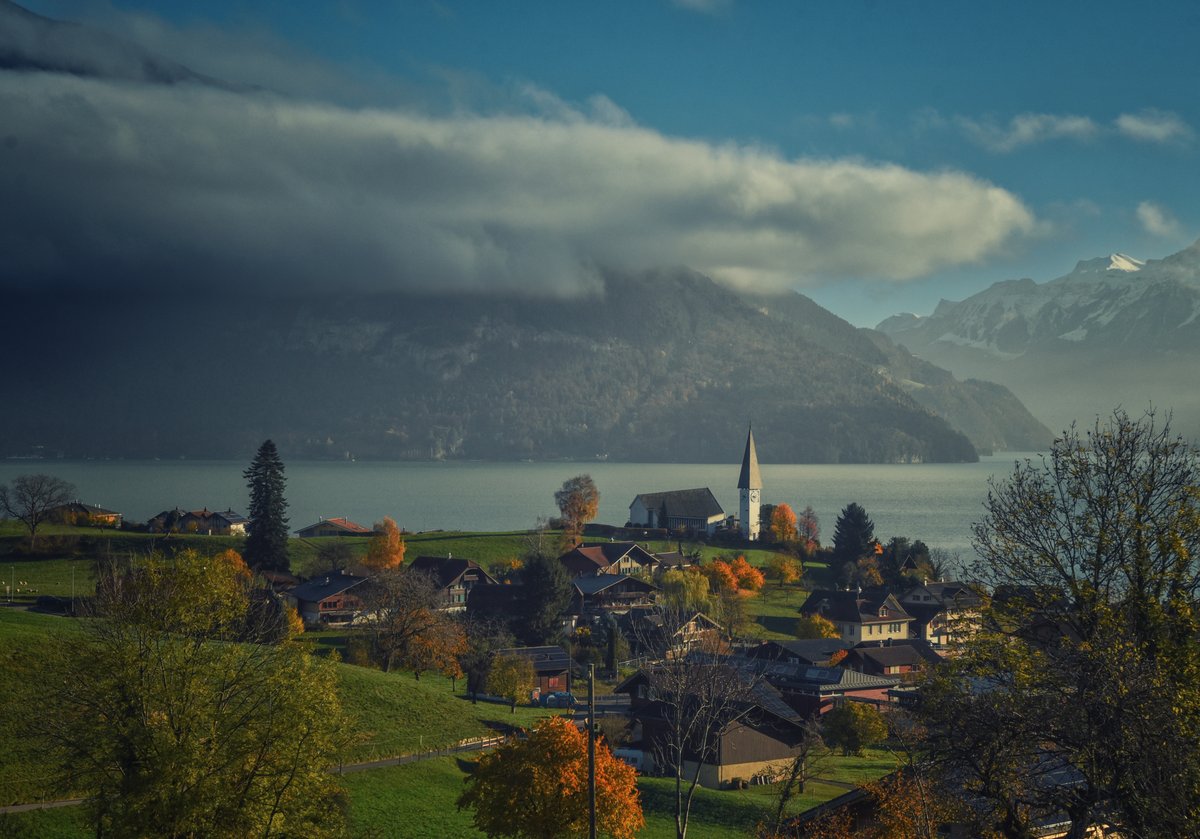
left=244, top=439, right=290, bottom=572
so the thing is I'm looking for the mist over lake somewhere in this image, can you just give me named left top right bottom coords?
left=0, top=456, right=1038, bottom=563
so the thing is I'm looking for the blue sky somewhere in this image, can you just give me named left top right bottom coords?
left=10, top=0, right=1200, bottom=324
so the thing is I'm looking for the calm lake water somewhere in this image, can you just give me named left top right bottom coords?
left=0, top=455, right=1044, bottom=561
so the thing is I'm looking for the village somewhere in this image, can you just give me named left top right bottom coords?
left=1, top=428, right=992, bottom=838
left=1, top=412, right=1188, bottom=837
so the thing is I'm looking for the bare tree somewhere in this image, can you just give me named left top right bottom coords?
left=361, top=568, right=445, bottom=673
left=626, top=605, right=762, bottom=839
left=0, top=473, right=75, bottom=549
left=763, top=717, right=827, bottom=836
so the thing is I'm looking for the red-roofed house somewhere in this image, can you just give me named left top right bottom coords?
left=296, top=517, right=371, bottom=538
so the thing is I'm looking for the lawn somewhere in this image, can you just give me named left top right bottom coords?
left=341, top=752, right=892, bottom=839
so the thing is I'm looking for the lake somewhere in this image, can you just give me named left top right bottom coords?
left=0, top=455, right=1043, bottom=562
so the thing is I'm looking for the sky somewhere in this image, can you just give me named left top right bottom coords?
left=5, top=0, right=1200, bottom=326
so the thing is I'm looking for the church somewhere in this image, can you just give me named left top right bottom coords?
left=626, top=426, right=763, bottom=540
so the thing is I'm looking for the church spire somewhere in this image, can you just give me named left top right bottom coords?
left=737, top=425, right=762, bottom=490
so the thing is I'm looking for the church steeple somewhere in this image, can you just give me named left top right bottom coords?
left=738, top=425, right=762, bottom=540
left=738, top=425, right=762, bottom=490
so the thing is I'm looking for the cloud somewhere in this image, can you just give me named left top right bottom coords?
left=959, top=113, right=1100, bottom=153
left=0, top=71, right=1036, bottom=296
left=1136, top=201, right=1182, bottom=238
left=1116, top=110, right=1193, bottom=145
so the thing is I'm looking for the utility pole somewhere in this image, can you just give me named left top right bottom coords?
left=588, top=663, right=596, bottom=839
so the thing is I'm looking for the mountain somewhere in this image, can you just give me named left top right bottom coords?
left=0, top=271, right=1047, bottom=463
left=876, top=239, right=1200, bottom=437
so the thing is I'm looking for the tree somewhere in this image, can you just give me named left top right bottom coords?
left=769, top=502, right=799, bottom=546
left=729, top=555, right=765, bottom=591
left=823, top=701, right=887, bottom=756
left=795, top=613, right=840, bottom=640
left=460, top=615, right=516, bottom=703
left=767, top=554, right=801, bottom=589
left=27, top=552, right=347, bottom=838
left=0, top=473, right=74, bottom=549
left=554, top=474, right=600, bottom=549
left=658, top=568, right=711, bottom=614
left=243, top=440, right=290, bottom=572
left=798, top=505, right=820, bottom=550
left=761, top=718, right=827, bottom=836
left=630, top=610, right=761, bottom=839
left=516, top=548, right=573, bottom=645
left=921, top=409, right=1200, bottom=838
left=830, top=502, right=875, bottom=568
left=488, top=652, right=536, bottom=712
left=362, top=568, right=447, bottom=675
left=457, top=715, right=644, bottom=839
left=315, top=540, right=353, bottom=574
left=364, top=516, right=405, bottom=571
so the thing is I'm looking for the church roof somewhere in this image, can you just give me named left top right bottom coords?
left=630, top=488, right=725, bottom=520
left=737, top=426, right=762, bottom=490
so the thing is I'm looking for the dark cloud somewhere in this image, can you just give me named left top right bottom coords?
left=0, top=2, right=1035, bottom=296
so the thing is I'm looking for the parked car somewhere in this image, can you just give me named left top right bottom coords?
left=540, top=691, right=577, bottom=709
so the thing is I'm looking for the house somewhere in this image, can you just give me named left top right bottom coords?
left=798, top=588, right=915, bottom=645
left=571, top=574, right=657, bottom=615
left=51, top=501, right=122, bottom=528
left=618, top=665, right=814, bottom=788
left=147, top=507, right=186, bottom=533
left=558, top=541, right=662, bottom=577
left=286, top=571, right=368, bottom=626
left=842, top=639, right=942, bottom=679
left=493, top=645, right=573, bottom=696
left=177, top=508, right=248, bottom=535
left=628, top=488, right=726, bottom=535
left=898, top=580, right=983, bottom=646
left=619, top=607, right=723, bottom=658
left=758, top=661, right=901, bottom=717
left=407, top=555, right=499, bottom=612
left=296, top=517, right=371, bottom=538
left=745, top=638, right=853, bottom=668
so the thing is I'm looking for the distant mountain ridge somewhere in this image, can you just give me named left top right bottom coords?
left=0, top=271, right=1048, bottom=463
left=876, top=239, right=1200, bottom=437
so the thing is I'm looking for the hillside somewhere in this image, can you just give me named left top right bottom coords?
left=876, top=240, right=1200, bottom=437
left=0, top=269, right=1048, bottom=463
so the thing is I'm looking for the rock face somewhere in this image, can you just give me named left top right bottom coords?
left=876, top=240, right=1200, bottom=438
left=0, top=269, right=1046, bottom=463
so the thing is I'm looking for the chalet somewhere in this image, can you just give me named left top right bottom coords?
left=799, top=588, right=914, bottom=645
left=51, top=501, right=122, bottom=528
left=842, top=639, right=942, bottom=679
left=407, top=555, right=499, bottom=612
left=147, top=508, right=186, bottom=533
left=494, top=645, right=573, bottom=695
left=745, top=638, right=853, bottom=668
left=759, top=661, right=901, bottom=717
left=296, top=517, right=371, bottom=538
left=286, top=571, right=368, bottom=626
left=558, top=541, right=662, bottom=577
left=571, top=574, right=657, bottom=615
left=651, top=550, right=697, bottom=571
left=177, top=508, right=248, bottom=535
left=618, top=666, right=814, bottom=788
left=619, top=607, right=723, bottom=658
left=898, top=580, right=983, bottom=646
left=628, top=488, right=725, bottom=535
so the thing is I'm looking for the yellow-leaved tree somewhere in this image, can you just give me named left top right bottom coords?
left=364, top=516, right=406, bottom=570
left=458, top=715, right=643, bottom=839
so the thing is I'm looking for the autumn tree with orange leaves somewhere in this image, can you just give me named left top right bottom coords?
left=457, top=715, right=643, bottom=839
left=363, top=516, right=405, bottom=570
left=769, top=503, right=799, bottom=546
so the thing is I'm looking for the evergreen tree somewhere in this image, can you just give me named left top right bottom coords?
left=831, top=502, right=875, bottom=569
left=244, top=440, right=290, bottom=572
left=517, top=549, right=572, bottom=645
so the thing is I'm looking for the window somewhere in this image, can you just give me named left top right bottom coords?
left=889, top=622, right=902, bottom=633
